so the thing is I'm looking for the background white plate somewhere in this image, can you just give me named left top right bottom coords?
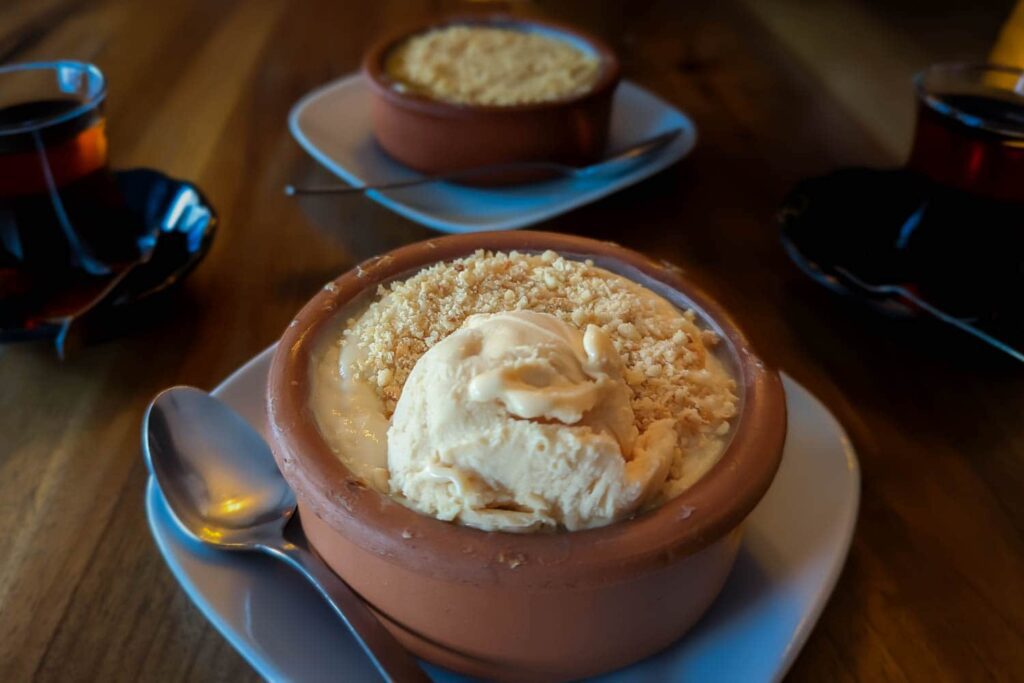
left=147, top=346, right=859, bottom=682
left=288, top=75, right=697, bottom=233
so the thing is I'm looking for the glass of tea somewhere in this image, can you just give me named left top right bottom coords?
left=900, top=63, right=1024, bottom=320
left=0, top=61, right=141, bottom=318
left=909, top=63, right=1024, bottom=202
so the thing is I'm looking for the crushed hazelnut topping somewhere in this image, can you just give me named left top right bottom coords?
left=385, top=26, right=600, bottom=106
left=341, top=250, right=737, bottom=447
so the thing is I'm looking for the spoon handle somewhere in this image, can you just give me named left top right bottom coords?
left=262, top=540, right=432, bottom=682
left=284, top=127, right=684, bottom=196
left=284, top=160, right=573, bottom=195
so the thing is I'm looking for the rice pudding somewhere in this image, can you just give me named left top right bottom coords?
left=310, top=250, right=738, bottom=532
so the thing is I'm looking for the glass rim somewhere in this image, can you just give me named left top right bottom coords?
left=0, top=60, right=106, bottom=138
left=913, top=62, right=1024, bottom=139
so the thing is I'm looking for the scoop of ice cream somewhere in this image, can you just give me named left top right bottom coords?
left=387, top=311, right=676, bottom=532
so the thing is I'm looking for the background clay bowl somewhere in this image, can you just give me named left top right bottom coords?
left=266, top=231, right=787, bottom=681
left=361, top=15, right=621, bottom=185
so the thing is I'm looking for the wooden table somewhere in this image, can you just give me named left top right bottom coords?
left=2, top=0, right=1022, bottom=680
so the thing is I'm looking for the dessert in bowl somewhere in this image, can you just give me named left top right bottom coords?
left=362, top=16, right=620, bottom=181
left=266, top=232, right=786, bottom=681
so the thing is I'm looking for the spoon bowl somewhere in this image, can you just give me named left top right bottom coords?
left=144, top=386, right=295, bottom=547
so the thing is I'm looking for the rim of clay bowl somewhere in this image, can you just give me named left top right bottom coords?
left=361, top=14, right=621, bottom=118
left=267, top=231, right=787, bottom=588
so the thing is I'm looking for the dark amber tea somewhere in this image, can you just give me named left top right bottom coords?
left=0, top=62, right=136, bottom=296
left=0, top=98, right=106, bottom=195
left=908, top=91, right=1024, bottom=202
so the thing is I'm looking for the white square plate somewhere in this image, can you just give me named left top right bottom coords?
left=147, top=346, right=860, bottom=682
left=288, top=75, right=697, bottom=233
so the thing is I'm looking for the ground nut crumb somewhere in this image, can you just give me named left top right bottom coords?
left=385, top=26, right=600, bottom=106
left=342, top=251, right=738, bottom=449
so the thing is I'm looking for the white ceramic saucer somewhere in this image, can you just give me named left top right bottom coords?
left=147, top=346, right=859, bottom=682
left=288, top=75, right=697, bottom=233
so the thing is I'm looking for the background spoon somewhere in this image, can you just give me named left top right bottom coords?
left=143, top=386, right=430, bottom=683
left=284, top=128, right=682, bottom=196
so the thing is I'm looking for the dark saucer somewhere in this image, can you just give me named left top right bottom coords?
left=779, top=167, right=1023, bottom=362
left=0, top=168, right=216, bottom=354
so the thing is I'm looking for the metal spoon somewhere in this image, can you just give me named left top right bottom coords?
left=285, top=127, right=683, bottom=196
left=143, top=386, right=431, bottom=683
left=833, top=267, right=1024, bottom=363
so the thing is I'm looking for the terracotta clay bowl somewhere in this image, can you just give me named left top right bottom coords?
left=361, top=15, right=621, bottom=184
left=266, top=231, right=787, bottom=682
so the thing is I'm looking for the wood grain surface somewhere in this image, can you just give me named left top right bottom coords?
left=1, top=0, right=1022, bottom=681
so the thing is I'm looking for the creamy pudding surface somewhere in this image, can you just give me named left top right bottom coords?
left=384, top=25, right=600, bottom=106
left=311, top=251, right=738, bottom=533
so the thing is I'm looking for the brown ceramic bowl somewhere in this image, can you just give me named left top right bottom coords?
left=266, top=232, right=786, bottom=682
left=361, top=15, right=621, bottom=184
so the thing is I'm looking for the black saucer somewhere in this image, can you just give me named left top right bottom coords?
left=0, top=168, right=217, bottom=354
left=779, top=167, right=1023, bottom=362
